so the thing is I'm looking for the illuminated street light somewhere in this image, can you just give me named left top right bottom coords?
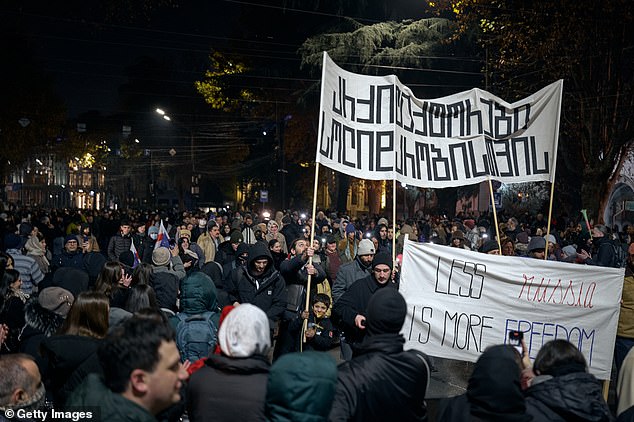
left=163, top=115, right=171, bottom=121
left=135, top=138, right=140, bottom=143
left=156, top=108, right=165, bottom=115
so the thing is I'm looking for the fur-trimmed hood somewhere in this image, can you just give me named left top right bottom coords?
left=24, top=299, right=65, bottom=337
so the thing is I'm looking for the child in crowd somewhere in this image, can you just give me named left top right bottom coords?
left=289, top=293, right=337, bottom=352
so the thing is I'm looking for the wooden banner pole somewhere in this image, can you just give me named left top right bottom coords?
left=544, top=181, right=556, bottom=260
left=488, top=179, right=502, bottom=254
left=393, top=179, right=397, bottom=263
left=301, top=162, right=320, bottom=351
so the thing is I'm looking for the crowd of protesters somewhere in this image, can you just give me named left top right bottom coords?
left=0, top=203, right=633, bottom=421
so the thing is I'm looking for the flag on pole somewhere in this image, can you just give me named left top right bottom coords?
left=155, top=220, right=171, bottom=250
left=130, top=241, right=140, bottom=268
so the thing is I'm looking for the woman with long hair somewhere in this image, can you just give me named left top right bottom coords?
left=79, top=223, right=100, bottom=253
left=41, top=291, right=109, bottom=406
left=131, top=262, right=153, bottom=286
left=178, top=236, right=199, bottom=274
left=220, top=223, right=232, bottom=242
left=124, top=284, right=159, bottom=314
left=268, top=239, right=286, bottom=271
left=524, top=339, right=611, bottom=421
left=0, top=269, right=29, bottom=352
left=94, top=261, right=131, bottom=308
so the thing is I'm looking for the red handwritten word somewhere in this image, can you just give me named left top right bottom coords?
left=518, top=275, right=596, bottom=308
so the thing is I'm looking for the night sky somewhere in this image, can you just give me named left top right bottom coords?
left=3, top=1, right=428, bottom=119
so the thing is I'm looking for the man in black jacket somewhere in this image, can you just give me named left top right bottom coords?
left=329, top=288, right=429, bottom=421
left=275, top=238, right=327, bottom=357
left=107, top=219, right=132, bottom=262
left=230, top=241, right=286, bottom=334
left=579, top=224, right=618, bottom=267
left=280, top=238, right=327, bottom=306
left=332, top=252, right=398, bottom=357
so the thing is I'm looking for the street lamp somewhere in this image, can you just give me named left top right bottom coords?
left=155, top=107, right=198, bottom=206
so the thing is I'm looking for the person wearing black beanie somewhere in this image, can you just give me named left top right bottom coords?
left=332, top=252, right=399, bottom=360
left=371, top=251, right=393, bottom=271
left=365, top=287, right=406, bottom=336
left=330, top=288, right=430, bottom=421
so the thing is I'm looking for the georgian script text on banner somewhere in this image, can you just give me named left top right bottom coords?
left=316, top=52, right=563, bottom=188
left=399, top=241, right=623, bottom=379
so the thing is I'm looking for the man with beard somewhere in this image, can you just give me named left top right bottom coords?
left=230, top=242, right=286, bottom=336
left=331, top=239, right=375, bottom=303
left=332, top=252, right=398, bottom=358
left=280, top=238, right=326, bottom=303
left=197, top=221, right=221, bottom=263
left=0, top=354, right=47, bottom=416
left=275, top=238, right=326, bottom=357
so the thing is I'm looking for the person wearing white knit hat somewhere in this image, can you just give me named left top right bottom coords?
left=187, top=304, right=271, bottom=421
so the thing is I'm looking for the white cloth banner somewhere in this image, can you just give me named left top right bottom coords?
left=316, top=52, right=563, bottom=188
left=399, top=240, right=623, bottom=380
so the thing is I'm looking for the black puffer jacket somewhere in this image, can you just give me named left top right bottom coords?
left=525, top=372, right=613, bottom=421
left=329, top=333, right=429, bottom=422
left=40, top=335, right=103, bottom=407
left=332, top=274, right=398, bottom=350
left=437, top=345, right=532, bottom=422
left=187, top=354, right=270, bottom=422
left=107, top=232, right=132, bottom=261
left=230, top=241, right=286, bottom=327
left=151, top=271, right=180, bottom=312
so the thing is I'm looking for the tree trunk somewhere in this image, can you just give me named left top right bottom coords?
left=595, top=146, right=630, bottom=224
left=336, top=173, right=350, bottom=212
left=367, top=180, right=382, bottom=216
left=404, top=188, right=421, bottom=218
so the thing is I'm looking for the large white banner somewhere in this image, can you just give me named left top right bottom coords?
left=399, top=240, right=623, bottom=379
left=316, top=52, right=563, bottom=188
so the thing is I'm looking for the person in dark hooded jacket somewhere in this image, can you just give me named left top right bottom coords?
left=169, top=272, right=221, bottom=362
left=223, top=242, right=249, bottom=290
left=230, top=241, right=286, bottom=332
left=187, top=304, right=271, bottom=422
left=524, top=339, right=613, bottom=422
left=329, top=288, right=429, bottom=422
left=332, top=252, right=398, bottom=356
left=265, top=351, right=337, bottom=422
left=579, top=224, right=618, bottom=268
left=437, top=345, right=532, bottom=422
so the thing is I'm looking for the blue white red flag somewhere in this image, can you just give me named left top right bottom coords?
left=130, top=241, right=140, bottom=268
left=155, top=220, right=171, bottom=250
